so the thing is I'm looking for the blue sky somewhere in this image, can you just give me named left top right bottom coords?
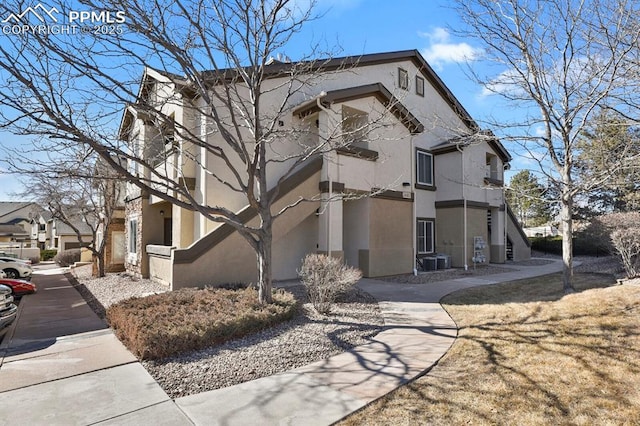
left=0, top=0, right=524, bottom=199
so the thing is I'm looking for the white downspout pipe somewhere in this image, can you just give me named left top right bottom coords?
left=456, top=142, right=468, bottom=270
left=503, top=164, right=508, bottom=261
left=411, top=136, right=417, bottom=275
left=316, top=95, right=332, bottom=258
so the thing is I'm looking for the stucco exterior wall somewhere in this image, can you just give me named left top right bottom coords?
left=170, top=169, right=321, bottom=289
left=343, top=198, right=370, bottom=269
left=122, top=52, right=527, bottom=289
left=507, top=208, right=532, bottom=261
left=435, top=205, right=490, bottom=268
left=360, top=197, right=413, bottom=277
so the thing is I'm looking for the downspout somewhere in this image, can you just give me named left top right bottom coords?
left=316, top=94, right=332, bottom=258
left=503, top=163, right=508, bottom=261
left=456, top=142, right=468, bottom=271
left=412, top=136, right=417, bottom=276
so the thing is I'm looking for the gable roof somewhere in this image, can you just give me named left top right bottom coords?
left=194, top=50, right=478, bottom=130
left=431, top=132, right=512, bottom=163
left=0, top=202, right=36, bottom=220
left=52, top=219, right=93, bottom=236
left=292, top=83, right=424, bottom=134
left=0, top=224, right=29, bottom=237
left=119, top=49, right=478, bottom=141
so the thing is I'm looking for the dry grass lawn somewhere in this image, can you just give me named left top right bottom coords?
left=341, top=273, right=640, bottom=425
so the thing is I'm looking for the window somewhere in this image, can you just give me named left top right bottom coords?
left=417, top=219, right=435, bottom=254
left=398, top=67, right=409, bottom=90
left=415, top=76, right=425, bottom=97
left=485, top=153, right=500, bottom=181
left=416, top=150, right=434, bottom=186
left=128, top=219, right=138, bottom=254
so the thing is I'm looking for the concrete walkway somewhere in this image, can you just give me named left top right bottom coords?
left=0, top=259, right=564, bottom=425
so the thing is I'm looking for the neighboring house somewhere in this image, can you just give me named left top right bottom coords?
left=0, top=224, right=29, bottom=244
left=118, top=49, right=531, bottom=289
left=0, top=202, right=42, bottom=247
left=48, top=219, right=93, bottom=251
left=29, top=211, right=53, bottom=250
left=95, top=167, right=127, bottom=273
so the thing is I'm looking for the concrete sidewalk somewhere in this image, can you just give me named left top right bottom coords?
left=0, top=259, right=564, bottom=425
left=0, top=266, right=191, bottom=426
left=174, top=259, right=566, bottom=425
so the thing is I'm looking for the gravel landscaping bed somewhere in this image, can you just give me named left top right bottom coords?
left=71, top=265, right=384, bottom=399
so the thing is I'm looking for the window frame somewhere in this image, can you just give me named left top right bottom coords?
left=128, top=219, right=138, bottom=254
left=398, top=67, right=409, bottom=90
left=416, top=218, right=435, bottom=254
left=415, top=75, right=425, bottom=97
left=415, top=149, right=434, bottom=188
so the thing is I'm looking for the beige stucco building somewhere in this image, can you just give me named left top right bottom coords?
left=119, top=50, right=530, bottom=289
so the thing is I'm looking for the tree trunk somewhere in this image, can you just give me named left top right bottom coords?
left=257, top=230, right=273, bottom=304
left=560, top=187, right=575, bottom=293
left=92, top=252, right=106, bottom=278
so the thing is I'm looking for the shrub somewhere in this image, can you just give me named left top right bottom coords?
left=529, top=235, right=608, bottom=256
left=41, top=249, right=57, bottom=261
left=298, top=254, right=362, bottom=314
left=53, top=249, right=81, bottom=267
left=106, top=287, right=297, bottom=360
left=593, top=212, right=640, bottom=278
left=530, top=237, right=563, bottom=255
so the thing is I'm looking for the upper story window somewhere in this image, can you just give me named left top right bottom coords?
left=485, top=153, right=501, bottom=181
left=415, top=76, right=425, bottom=97
left=398, top=67, right=409, bottom=90
left=150, top=115, right=177, bottom=167
left=160, top=117, right=175, bottom=146
left=416, top=149, right=434, bottom=188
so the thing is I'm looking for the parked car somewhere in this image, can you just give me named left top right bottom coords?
left=0, top=278, right=37, bottom=297
left=0, top=256, right=32, bottom=265
left=0, top=259, right=33, bottom=279
left=0, top=284, right=17, bottom=334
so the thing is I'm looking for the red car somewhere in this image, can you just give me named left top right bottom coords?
left=0, top=278, right=37, bottom=297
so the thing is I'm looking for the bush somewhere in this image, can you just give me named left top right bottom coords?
left=529, top=235, right=608, bottom=256
left=298, top=254, right=362, bottom=314
left=530, top=237, right=562, bottom=255
left=53, top=249, right=81, bottom=266
left=41, top=249, right=58, bottom=261
left=592, top=212, right=640, bottom=278
left=106, top=287, right=297, bottom=360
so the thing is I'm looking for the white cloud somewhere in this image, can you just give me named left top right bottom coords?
left=419, top=27, right=483, bottom=69
left=481, top=68, right=523, bottom=97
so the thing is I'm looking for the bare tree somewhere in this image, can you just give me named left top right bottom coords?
left=452, top=0, right=640, bottom=292
left=17, top=154, right=123, bottom=277
left=0, top=0, right=397, bottom=303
